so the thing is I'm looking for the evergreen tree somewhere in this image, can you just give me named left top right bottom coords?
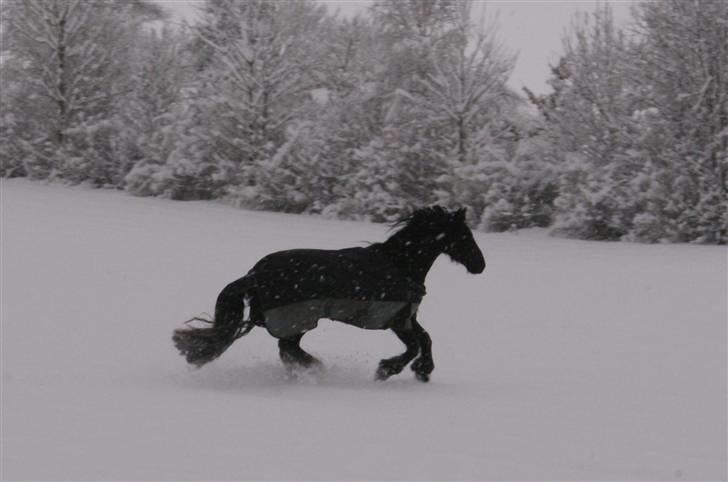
left=123, top=28, right=196, bottom=197
left=538, top=6, right=641, bottom=240
left=1, top=0, right=164, bottom=185
left=537, top=1, right=727, bottom=243
left=344, top=0, right=519, bottom=223
left=192, top=0, right=327, bottom=179
left=627, top=0, right=727, bottom=243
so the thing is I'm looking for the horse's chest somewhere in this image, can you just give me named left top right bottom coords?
left=263, top=299, right=417, bottom=338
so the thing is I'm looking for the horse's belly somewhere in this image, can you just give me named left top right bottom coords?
left=263, top=299, right=415, bottom=338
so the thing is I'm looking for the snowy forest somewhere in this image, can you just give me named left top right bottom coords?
left=1, top=0, right=726, bottom=244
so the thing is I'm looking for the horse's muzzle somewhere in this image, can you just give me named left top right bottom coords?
left=469, top=260, right=485, bottom=274
left=467, top=252, right=485, bottom=274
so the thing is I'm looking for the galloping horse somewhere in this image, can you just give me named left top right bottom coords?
left=173, top=206, right=485, bottom=382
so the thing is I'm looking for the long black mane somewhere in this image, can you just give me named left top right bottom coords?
left=387, top=205, right=453, bottom=232
left=378, top=205, right=485, bottom=283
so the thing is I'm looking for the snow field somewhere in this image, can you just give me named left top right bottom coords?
left=1, top=180, right=726, bottom=480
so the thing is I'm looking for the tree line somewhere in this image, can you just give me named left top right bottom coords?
left=1, top=0, right=725, bottom=244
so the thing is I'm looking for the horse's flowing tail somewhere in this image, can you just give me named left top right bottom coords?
left=172, top=276, right=254, bottom=367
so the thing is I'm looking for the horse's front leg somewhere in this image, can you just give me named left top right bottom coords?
left=410, top=318, right=434, bottom=382
left=375, top=327, right=419, bottom=381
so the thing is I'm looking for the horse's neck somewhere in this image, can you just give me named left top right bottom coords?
left=381, top=232, right=440, bottom=284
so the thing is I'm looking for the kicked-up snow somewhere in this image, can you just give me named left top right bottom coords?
left=1, top=180, right=726, bottom=480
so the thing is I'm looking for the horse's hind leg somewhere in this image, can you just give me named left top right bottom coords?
left=278, top=333, right=321, bottom=369
left=375, top=327, right=419, bottom=381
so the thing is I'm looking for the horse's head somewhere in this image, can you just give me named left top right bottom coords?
left=408, top=206, right=486, bottom=274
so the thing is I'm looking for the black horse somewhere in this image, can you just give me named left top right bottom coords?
left=173, top=205, right=485, bottom=382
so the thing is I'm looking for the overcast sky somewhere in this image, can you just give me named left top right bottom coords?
left=156, top=0, right=634, bottom=94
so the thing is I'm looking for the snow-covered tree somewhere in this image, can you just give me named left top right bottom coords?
left=316, top=13, right=380, bottom=96
left=130, top=0, right=331, bottom=201
left=538, top=6, right=641, bottom=240
left=123, top=28, right=194, bottom=197
left=477, top=109, right=558, bottom=231
left=1, top=0, right=164, bottom=184
left=414, top=4, right=514, bottom=163
left=371, top=0, right=460, bottom=94
left=625, top=0, right=727, bottom=243
left=537, top=1, right=727, bottom=243
left=405, top=3, right=522, bottom=224
left=191, top=0, right=327, bottom=176
left=242, top=12, right=385, bottom=214
left=339, top=0, right=519, bottom=222
left=0, top=65, right=30, bottom=178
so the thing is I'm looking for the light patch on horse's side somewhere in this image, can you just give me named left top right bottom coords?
left=263, top=299, right=415, bottom=338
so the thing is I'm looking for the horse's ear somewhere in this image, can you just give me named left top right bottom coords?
left=454, top=207, right=466, bottom=222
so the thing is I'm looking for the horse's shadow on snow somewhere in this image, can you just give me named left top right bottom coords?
left=169, top=358, right=428, bottom=394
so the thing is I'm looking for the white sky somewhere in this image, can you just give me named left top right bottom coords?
left=154, top=0, right=634, bottom=94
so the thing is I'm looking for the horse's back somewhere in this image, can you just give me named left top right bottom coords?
left=249, top=247, right=372, bottom=273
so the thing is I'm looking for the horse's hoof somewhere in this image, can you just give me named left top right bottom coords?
left=414, top=371, right=430, bottom=383
left=411, top=357, right=433, bottom=382
left=375, top=366, right=392, bottom=381
left=375, top=361, right=401, bottom=381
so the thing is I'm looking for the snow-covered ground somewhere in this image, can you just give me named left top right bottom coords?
left=2, top=179, right=726, bottom=481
